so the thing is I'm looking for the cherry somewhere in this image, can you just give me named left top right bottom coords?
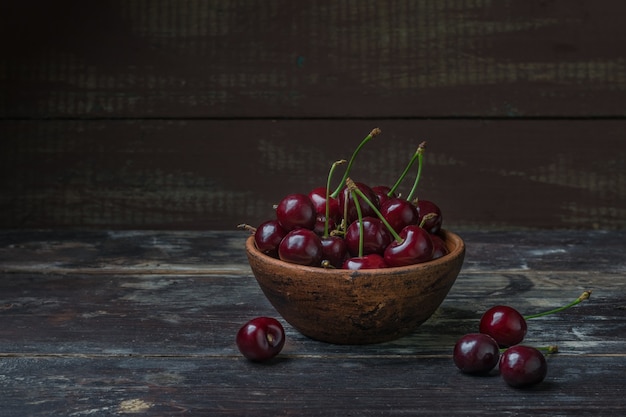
left=313, top=214, right=336, bottom=236
left=253, top=220, right=287, bottom=257
left=453, top=333, right=500, bottom=374
left=430, top=233, right=449, bottom=260
left=372, top=185, right=395, bottom=206
left=344, top=217, right=392, bottom=257
left=308, top=186, right=341, bottom=222
left=383, top=224, right=434, bottom=267
left=479, top=305, right=527, bottom=348
left=276, top=193, right=316, bottom=231
left=416, top=199, right=443, bottom=234
left=380, top=197, right=419, bottom=233
left=278, top=228, right=323, bottom=266
left=499, top=345, right=548, bottom=388
left=236, top=317, right=286, bottom=362
left=338, top=182, right=380, bottom=224
left=343, top=253, right=388, bottom=270
left=320, top=235, right=348, bottom=268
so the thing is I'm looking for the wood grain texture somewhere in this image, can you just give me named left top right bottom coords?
left=0, top=230, right=624, bottom=416
left=1, top=0, right=626, bottom=118
left=1, top=120, right=624, bottom=230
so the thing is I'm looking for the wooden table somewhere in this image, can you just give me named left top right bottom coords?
left=1, top=230, right=624, bottom=416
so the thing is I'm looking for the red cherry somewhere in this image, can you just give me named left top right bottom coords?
left=371, top=185, right=395, bottom=206
left=254, top=220, right=288, bottom=257
left=383, top=225, right=434, bottom=267
left=380, top=197, right=419, bottom=233
left=430, top=234, right=449, bottom=260
left=236, top=317, right=286, bottom=362
left=479, top=305, right=528, bottom=348
left=342, top=254, right=388, bottom=270
left=276, top=193, right=316, bottom=231
left=453, top=333, right=500, bottom=374
left=499, top=345, right=548, bottom=388
left=308, top=186, right=341, bottom=222
left=416, top=200, right=443, bottom=234
left=320, top=235, right=348, bottom=268
left=344, top=217, right=392, bottom=257
left=338, top=182, right=379, bottom=224
left=278, top=228, right=323, bottom=266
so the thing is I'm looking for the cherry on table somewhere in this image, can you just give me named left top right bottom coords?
left=453, top=333, right=500, bottom=374
left=479, top=305, right=528, bottom=348
left=236, top=317, right=286, bottom=362
left=499, top=345, right=548, bottom=388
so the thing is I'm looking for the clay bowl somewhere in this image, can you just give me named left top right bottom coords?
left=245, top=230, right=465, bottom=345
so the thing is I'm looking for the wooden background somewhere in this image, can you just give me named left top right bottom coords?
left=1, top=0, right=624, bottom=231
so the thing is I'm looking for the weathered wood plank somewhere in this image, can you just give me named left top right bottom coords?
left=1, top=0, right=626, bottom=118
left=1, top=120, right=624, bottom=230
left=1, top=355, right=624, bottom=417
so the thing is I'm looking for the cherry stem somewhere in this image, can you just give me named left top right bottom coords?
left=324, top=160, right=347, bottom=237
left=346, top=177, right=403, bottom=243
left=406, top=141, right=426, bottom=202
left=418, top=212, right=438, bottom=228
left=237, top=223, right=257, bottom=233
left=523, top=290, right=592, bottom=320
left=499, top=345, right=559, bottom=354
left=351, top=190, right=365, bottom=257
left=389, top=141, right=426, bottom=198
left=331, top=128, right=382, bottom=198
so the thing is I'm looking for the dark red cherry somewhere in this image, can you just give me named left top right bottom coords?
left=320, top=235, right=348, bottom=268
left=312, top=214, right=336, bottom=236
left=430, top=234, right=449, bottom=260
left=383, top=225, right=434, bottom=267
left=371, top=185, right=395, bottom=206
left=499, top=345, right=548, bottom=388
left=308, top=186, right=341, bottom=222
left=338, top=182, right=379, bottom=224
left=344, top=217, right=392, bottom=257
left=479, top=305, right=528, bottom=348
left=453, top=333, right=500, bottom=374
left=416, top=200, right=443, bottom=234
left=380, top=197, right=419, bottom=233
left=254, top=220, right=288, bottom=257
left=278, top=228, right=323, bottom=266
left=342, top=254, right=388, bottom=270
left=236, top=317, right=286, bottom=362
left=276, top=193, right=316, bottom=231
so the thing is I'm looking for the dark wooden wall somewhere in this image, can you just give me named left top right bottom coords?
left=1, top=0, right=624, bottom=231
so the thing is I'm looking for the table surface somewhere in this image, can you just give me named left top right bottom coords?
left=0, top=229, right=624, bottom=416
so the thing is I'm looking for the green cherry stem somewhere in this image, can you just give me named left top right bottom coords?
left=351, top=190, right=365, bottom=257
left=523, top=290, right=592, bottom=320
left=346, top=177, right=403, bottom=244
left=406, top=141, right=426, bottom=202
left=331, top=128, right=382, bottom=199
left=389, top=141, right=426, bottom=198
left=324, top=159, right=347, bottom=238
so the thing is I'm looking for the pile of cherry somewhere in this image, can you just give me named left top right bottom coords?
left=242, top=128, right=448, bottom=270
left=454, top=291, right=591, bottom=388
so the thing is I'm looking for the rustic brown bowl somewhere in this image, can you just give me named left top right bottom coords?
left=245, top=230, right=465, bottom=344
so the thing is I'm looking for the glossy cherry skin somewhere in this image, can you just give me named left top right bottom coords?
left=453, top=333, right=500, bottom=374
left=342, top=254, right=388, bottom=270
left=430, top=234, right=449, bottom=260
left=380, top=197, right=419, bottom=233
left=236, top=317, right=286, bottom=362
left=384, top=225, right=434, bottom=267
left=276, top=193, right=316, bottom=231
left=278, top=228, right=323, bottom=266
left=254, top=220, right=288, bottom=257
left=338, top=182, right=379, bottom=224
left=499, top=345, right=548, bottom=388
left=320, top=235, right=348, bottom=268
left=313, top=214, right=337, bottom=236
left=371, top=185, right=395, bottom=206
left=416, top=200, right=443, bottom=234
left=308, top=186, right=341, bottom=222
left=344, top=217, right=392, bottom=257
left=479, top=305, right=528, bottom=348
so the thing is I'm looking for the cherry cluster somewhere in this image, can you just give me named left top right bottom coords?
left=243, top=128, right=448, bottom=270
left=453, top=291, right=591, bottom=388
